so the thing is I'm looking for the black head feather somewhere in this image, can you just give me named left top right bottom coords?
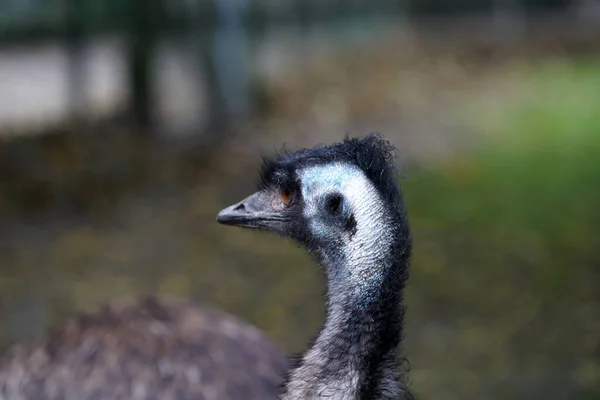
left=259, top=133, right=403, bottom=210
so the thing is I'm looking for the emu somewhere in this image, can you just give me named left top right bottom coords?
left=0, top=298, right=287, bottom=400
left=0, top=134, right=412, bottom=399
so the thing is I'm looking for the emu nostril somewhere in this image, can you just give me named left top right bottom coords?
left=234, top=203, right=246, bottom=212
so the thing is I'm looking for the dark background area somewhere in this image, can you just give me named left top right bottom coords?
left=1, top=1, right=599, bottom=399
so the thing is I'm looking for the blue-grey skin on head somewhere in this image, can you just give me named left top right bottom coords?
left=299, top=162, right=395, bottom=306
left=217, top=134, right=413, bottom=400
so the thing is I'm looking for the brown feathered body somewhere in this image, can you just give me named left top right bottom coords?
left=0, top=297, right=287, bottom=400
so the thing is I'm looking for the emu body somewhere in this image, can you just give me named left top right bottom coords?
left=0, top=298, right=287, bottom=400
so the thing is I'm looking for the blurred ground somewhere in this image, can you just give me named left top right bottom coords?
left=1, top=27, right=599, bottom=399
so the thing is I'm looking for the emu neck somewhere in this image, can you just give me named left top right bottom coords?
left=283, top=253, right=408, bottom=400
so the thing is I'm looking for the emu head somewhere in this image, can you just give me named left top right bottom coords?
left=217, top=134, right=411, bottom=289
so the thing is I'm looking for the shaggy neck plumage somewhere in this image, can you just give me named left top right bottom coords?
left=282, top=236, right=410, bottom=399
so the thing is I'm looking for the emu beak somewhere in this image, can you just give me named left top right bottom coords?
left=216, top=191, right=286, bottom=230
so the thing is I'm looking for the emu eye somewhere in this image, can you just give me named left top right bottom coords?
left=325, top=193, right=343, bottom=215
left=281, top=188, right=292, bottom=204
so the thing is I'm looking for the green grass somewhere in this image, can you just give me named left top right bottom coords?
left=404, top=58, right=600, bottom=398
left=408, top=57, right=600, bottom=275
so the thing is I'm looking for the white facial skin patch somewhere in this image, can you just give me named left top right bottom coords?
left=299, top=163, right=394, bottom=298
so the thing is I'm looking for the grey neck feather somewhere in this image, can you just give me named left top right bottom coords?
left=282, top=234, right=408, bottom=400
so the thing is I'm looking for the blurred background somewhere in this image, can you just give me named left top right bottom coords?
left=0, top=0, right=599, bottom=398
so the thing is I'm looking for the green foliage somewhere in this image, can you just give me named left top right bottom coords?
left=404, top=58, right=600, bottom=399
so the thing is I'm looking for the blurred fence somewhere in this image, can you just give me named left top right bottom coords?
left=0, top=0, right=596, bottom=136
